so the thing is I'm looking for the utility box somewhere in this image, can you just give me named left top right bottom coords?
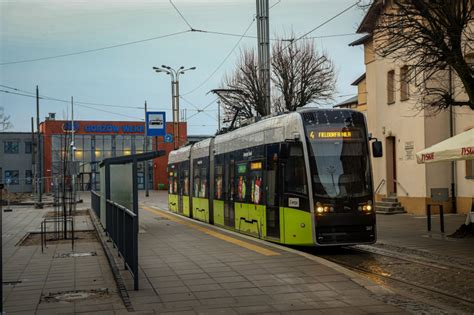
left=431, top=188, right=449, bottom=202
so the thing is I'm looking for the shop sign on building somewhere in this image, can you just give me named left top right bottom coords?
left=146, top=112, right=166, bottom=136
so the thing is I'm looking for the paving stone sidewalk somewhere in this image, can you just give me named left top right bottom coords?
left=97, top=191, right=405, bottom=314
left=2, top=203, right=125, bottom=314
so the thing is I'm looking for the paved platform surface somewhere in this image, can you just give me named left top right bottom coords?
left=2, top=203, right=125, bottom=314
left=3, top=190, right=473, bottom=314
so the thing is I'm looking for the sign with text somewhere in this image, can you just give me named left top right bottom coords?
left=146, top=112, right=166, bottom=136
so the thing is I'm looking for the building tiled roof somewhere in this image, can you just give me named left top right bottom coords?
left=333, top=95, right=358, bottom=108
left=351, top=73, right=366, bottom=86
left=356, top=0, right=384, bottom=34
left=348, top=34, right=372, bottom=46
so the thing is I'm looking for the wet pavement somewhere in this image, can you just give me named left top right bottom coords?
left=3, top=190, right=473, bottom=314
left=2, top=203, right=125, bottom=314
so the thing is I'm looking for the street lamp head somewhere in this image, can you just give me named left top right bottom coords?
left=161, top=65, right=170, bottom=69
left=180, top=72, right=185, bottom=74
left=152, top=66, right=159, bottom=70
left=190, top=67, right=197, bottom=70
left=179, top=66, right=185, bottom=69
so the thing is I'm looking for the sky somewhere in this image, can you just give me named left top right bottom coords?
left=0, top=0, right=367, bottom=135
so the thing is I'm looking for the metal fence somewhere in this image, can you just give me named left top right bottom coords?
left=106, top=199, right=138, bottom=290
left=90, top=191, right=139, bottom=290
left=91, top=190, right=101, bottom=219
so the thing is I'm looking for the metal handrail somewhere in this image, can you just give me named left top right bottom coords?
left=394, top=179, right=409, bottom=196
left=375, top=179, right=385, bottom=195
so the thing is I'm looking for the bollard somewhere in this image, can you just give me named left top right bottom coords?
left=427, top=204, right=432, bottom=231
left=440, top=205, right=444, bottom=233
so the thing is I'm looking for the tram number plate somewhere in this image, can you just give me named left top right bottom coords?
left=288, top=198, right=300, bottom=208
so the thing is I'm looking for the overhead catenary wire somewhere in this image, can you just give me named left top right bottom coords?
left=0, top=84, right=174, bottom=110
left=169, top=0, right=195, bottom=30
left=0, top=30, right=190, bottom=66
left=181, top=18, right=256, bottom=96
left=286, top=1, right=361, bottom=47
left=0, top=89, right=144, bottom=120
left=179, top=96, right=218, bottom=121
left=194, top=29, right=358, bottom=41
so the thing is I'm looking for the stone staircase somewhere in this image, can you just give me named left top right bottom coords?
left=375, top=195, right=406, bottom=214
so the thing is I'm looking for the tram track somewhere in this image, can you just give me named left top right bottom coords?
left=303, top=245, right=474, bottom=313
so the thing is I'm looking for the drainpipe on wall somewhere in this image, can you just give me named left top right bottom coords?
left=449, top=67, right=457, bottom=213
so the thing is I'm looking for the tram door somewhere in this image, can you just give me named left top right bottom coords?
left=178, top=164, right=183, bottom=214
left=265, top=144, right=280, bottom=239
left=223, top=158, right=235, bottom=228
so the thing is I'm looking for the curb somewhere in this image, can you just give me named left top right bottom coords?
left=88, top=208, right=135, bottom=312
left=142, top=203, right=394, bottom=296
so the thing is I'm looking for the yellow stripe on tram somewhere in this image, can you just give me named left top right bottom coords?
left=141, top=205, right=280, bottom=257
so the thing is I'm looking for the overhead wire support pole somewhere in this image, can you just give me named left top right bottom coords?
left=71, top=96, right=76, bottom=214
left=35, top=85, right=43, bottom=208
left=256, top=0, right=271, bottom=115
left=144, top=101, right=149, bottom=197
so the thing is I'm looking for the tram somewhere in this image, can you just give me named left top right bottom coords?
left=167, top=108, right=382, bottom=246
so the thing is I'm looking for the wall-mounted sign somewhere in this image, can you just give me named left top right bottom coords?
left=405, top=141, right=414, bottom=160
left=146, top=112, right=166, bottom=136
left=62, top=122, right=80, bottom=132
left=164, top=134, right=173, bottom=143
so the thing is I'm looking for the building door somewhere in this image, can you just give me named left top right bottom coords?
left=385, top=136, right=397, bottom=195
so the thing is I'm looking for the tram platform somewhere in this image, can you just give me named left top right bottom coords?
left=114, top=191, right=404, bottom=314
left=4, top=190, right=472, bottom=314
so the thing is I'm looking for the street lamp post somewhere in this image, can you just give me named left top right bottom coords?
left=153, top=65, right=196, bottom=149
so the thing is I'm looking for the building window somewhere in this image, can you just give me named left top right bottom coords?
left=4, top=140, right=19, bottom=154
left=387, top=70, right=395, bottom=104
left=25, top=141, right=32, bottom=154
left=466, top=160, right=474, bottom=179
left=4, top=170, right=19, bottom=185
left=400, top=65, right=409, bottom=101
left=25, top=170, right=33, bottom=185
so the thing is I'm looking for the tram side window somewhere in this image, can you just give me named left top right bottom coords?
left=225, top=156, right=235, bottom=201
left=200, top=167, right=208, bottom=198
left=173, top=168, right=178, bottom=194
left=193, top=166, right=200, bottom=198
left=235, top=162, right=248, bottom=202
left=168, top=165, right=177, bottom=194
left=250, top=161, right=264, bottom=205
left=284, top=144, right=308, bottom=196
left=183, top=168, right=189, bottom=196
left=215, top=164, right=224, bottom=200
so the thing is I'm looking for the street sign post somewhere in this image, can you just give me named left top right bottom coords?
left=146, top=112, right=166, bottom=137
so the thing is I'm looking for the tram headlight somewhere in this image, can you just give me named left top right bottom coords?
left=317, top=206, right=324, bottom=214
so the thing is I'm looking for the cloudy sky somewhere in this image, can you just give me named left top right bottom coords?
left=1, top=0, right=367, bottom=135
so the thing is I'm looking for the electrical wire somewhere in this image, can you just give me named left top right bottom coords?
left=288, top=1, right=360, bottom=46
left=169, top=0, right=195, bottom=30
left=194, top=29, right=357, bottom=41
left=0, top=89, right=143, bottom=120
left=0, top=30, right=190, bottom=66
left=182, top=18, right=256, bottom=96
left=0, top=84, right=174, bottom=110
left=179, top=96, right=218, bottom=120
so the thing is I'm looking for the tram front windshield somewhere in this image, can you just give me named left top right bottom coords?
left=305, top=114, right=371, bottom=199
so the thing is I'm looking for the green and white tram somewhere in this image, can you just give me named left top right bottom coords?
left=167, top=109, right=381, bottom=246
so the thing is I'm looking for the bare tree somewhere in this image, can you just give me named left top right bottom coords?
left=0, top=106, right=13, bottom=131
left=373, top=0, right=474, bottom=110
left=272, top=38, right=336, bottom=111
left=219, top=39, right=336, bottom=124
left=220, top=49, right=266, bottom=126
